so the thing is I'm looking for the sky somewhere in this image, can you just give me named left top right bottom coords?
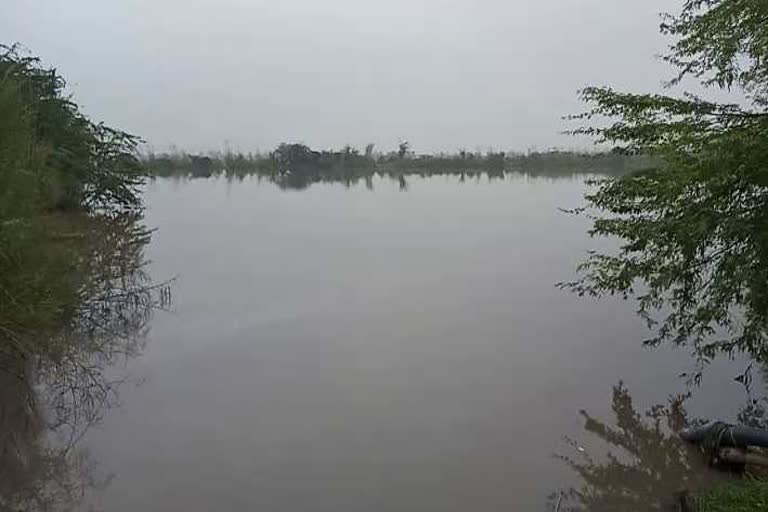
left=3, top=0, right=676, bottom=154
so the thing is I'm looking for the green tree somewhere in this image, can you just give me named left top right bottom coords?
left=563, top=1, right=768, bottom=362
left=0, top=44, right=154, bottom=365
left=0, top=44, right=145, bottom=213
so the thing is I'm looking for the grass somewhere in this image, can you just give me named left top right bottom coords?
left=693, top=480, right=768, bottom=511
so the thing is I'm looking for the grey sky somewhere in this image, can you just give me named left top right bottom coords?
left=4, top=0, right=675, bottom=153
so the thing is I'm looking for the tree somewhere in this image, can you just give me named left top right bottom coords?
left=0, top=44, right=145, bottom=213
left=562, top=1, right=768, bottom=362
left=397, top=140, right=410, bottom=159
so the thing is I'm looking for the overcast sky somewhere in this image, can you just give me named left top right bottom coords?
left=4, top=0, right=676, bottom=153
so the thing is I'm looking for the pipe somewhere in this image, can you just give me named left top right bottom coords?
left=679, top=421, right=768, bottom=449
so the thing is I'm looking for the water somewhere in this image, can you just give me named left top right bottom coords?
left=82, top=175, right=754, bottom=511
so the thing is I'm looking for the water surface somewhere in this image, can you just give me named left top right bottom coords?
left=85, top=175, right=753, bottom=511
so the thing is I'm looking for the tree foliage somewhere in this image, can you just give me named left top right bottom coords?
left=564, top=0, right=768, bottom=361
left=0, top=44, right=151, bottom=358
left=0, top=44, right=145, bottom=213
left=662, top=0, right=768, bottom=105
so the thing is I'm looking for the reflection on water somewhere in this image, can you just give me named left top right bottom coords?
left=551, top=383, right=719, bottom=512
left=553, top=372, right=768, bottom=512
left=159, top=166, right=612, bottom=191
left=0, top=214, right=169, bottom=511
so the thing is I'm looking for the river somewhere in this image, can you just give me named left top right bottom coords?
left=81, top=174, right=756, bottom=511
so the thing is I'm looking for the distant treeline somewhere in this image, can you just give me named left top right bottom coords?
left=142, top=143, right=655, bottom=189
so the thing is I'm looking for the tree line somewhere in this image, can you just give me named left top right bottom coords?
left=142, top=143, right=655, bottom=185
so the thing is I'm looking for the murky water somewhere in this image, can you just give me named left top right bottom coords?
left=82, top=175, right=756, bottom=511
